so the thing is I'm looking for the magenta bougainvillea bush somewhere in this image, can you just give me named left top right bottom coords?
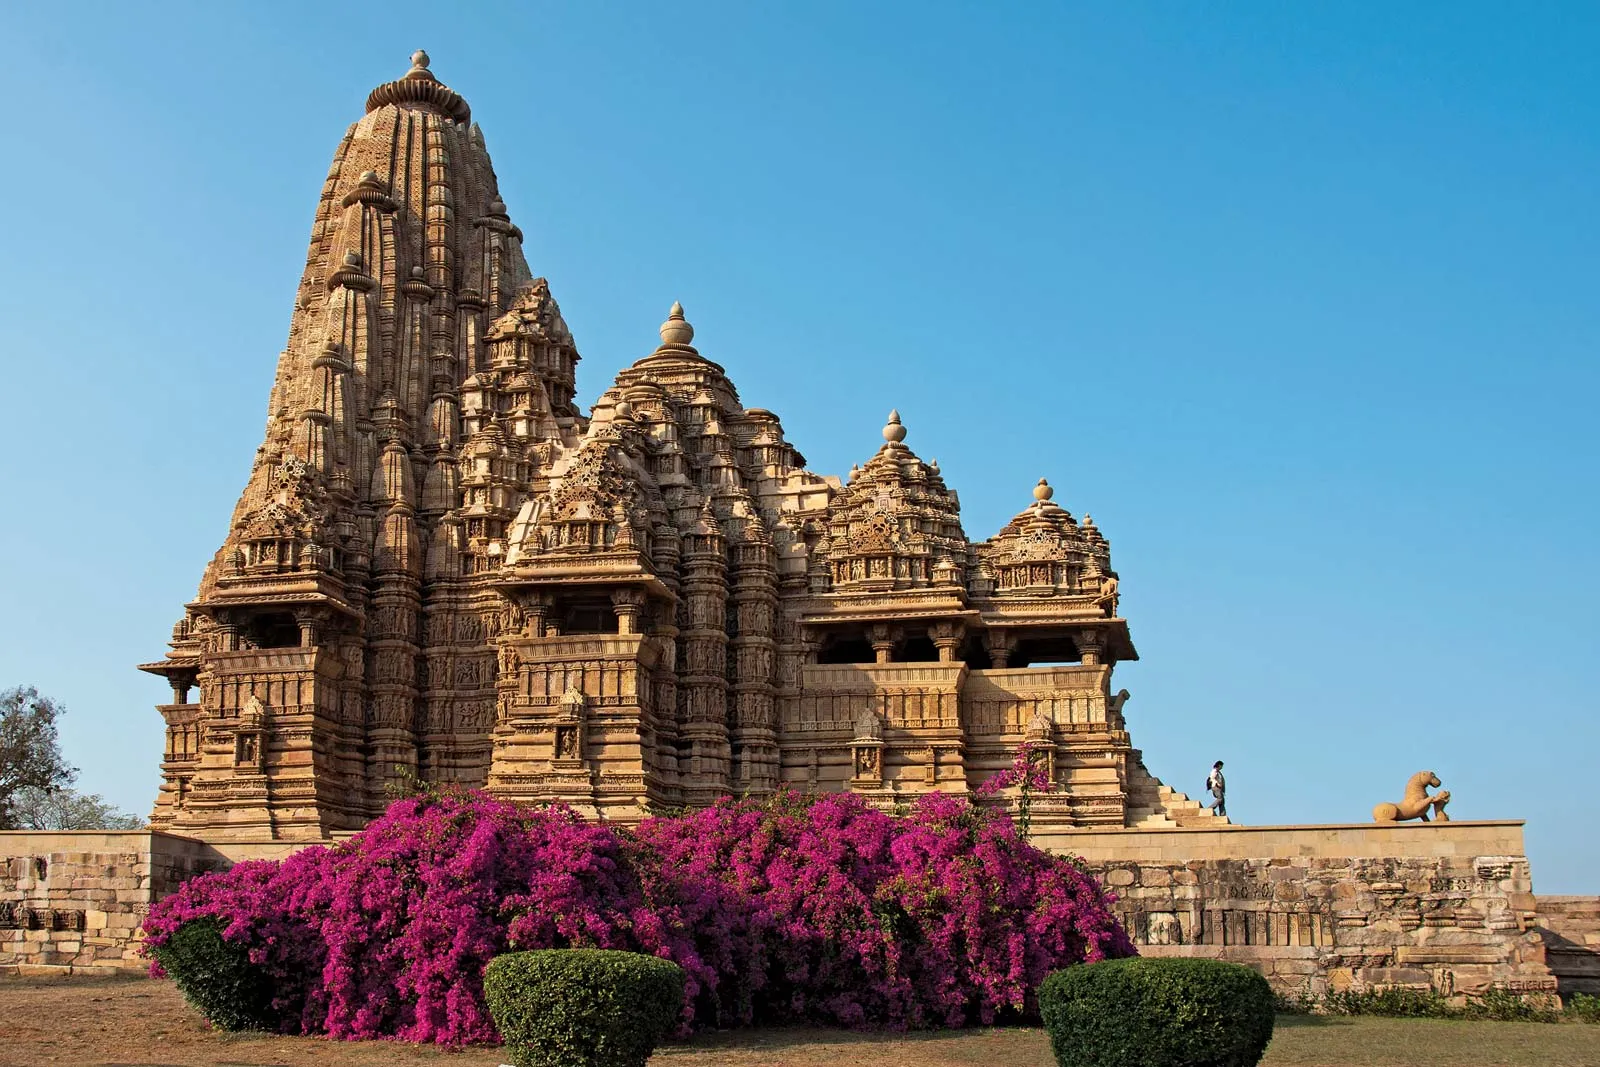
left=144, top=789, right=1133, bottom=1044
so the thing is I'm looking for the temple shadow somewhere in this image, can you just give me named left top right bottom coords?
left=664, top=1024, right=1040, bottom=1053
left=1271, top=1013, right=1351, bottom=1028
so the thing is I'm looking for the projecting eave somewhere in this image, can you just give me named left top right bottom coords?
left=494, top=559, right=676, bottom=603
left=968, top=604, right=1138, bottom=661
left=802, top=588, right=975, bottom=627
left=137, top=658, right=199, bottom=678
left=187, top=585, right=361, bottom=622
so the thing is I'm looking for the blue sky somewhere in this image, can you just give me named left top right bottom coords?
left=0, top=3, right=1594, bottom=890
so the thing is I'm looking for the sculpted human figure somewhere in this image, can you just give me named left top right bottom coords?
left=1373, top=770, right=1451, bottom=822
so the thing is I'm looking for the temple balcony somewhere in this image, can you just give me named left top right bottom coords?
left=961, top=665, right=1114, bottom=735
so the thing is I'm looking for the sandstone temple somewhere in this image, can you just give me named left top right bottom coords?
left=0, top=52, right=1576, bottom=1005
left=137, top=52, right=1219, bottom=842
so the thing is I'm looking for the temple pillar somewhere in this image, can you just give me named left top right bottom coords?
left=868, top=623, right=895, bottom=664
left=611, top=588, right=646, bottom=636
left=1076, top=627, right=1103, bottom=667
left=930, top=620, right=964, bottom=663
left=294, top=609, right=324, bottom=648
left=985, top=629, right=1014, bottom=668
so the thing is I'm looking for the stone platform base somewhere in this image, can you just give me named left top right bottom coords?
left=1, top=820, right=1574, bottom=1005
left=1037, top=820, right=1558, bottom=1001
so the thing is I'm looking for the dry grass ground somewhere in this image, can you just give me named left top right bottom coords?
left=1, top=975, right=1596, bottom=1067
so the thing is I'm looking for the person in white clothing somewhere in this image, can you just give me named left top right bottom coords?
left=1206, top=760, right=1226, bottom=818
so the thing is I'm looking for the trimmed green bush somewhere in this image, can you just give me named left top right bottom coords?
left=149, top=917, right=276, bottom=1032
left=1039, top=957, right=1275, bottom=1067
left=484, top=949, right=685, bottom=1067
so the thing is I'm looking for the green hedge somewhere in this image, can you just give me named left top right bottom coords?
left=150, top=918, right=276, bottom=1032
left=1039, top=957, right=1275, bottom=1067
left=484, top=948, right=685, bottom=1067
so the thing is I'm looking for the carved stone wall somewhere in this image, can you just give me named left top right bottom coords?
left=5, top=822, right=1561, bottom=1001
left=0, top=832, right=215, bottom=974
left=1048, top=821, right=1558, bottom=1000
left=1536, top=896, right=1600, bottom=1000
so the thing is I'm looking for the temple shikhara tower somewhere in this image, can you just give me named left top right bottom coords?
left=140, top=53, right=1219, bottom=841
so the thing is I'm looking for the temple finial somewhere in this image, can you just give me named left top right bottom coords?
left=882, top=409, right=906, bottom=444
left=659, top=301, right=695, bottom=346
left=368, top=48, right=468, bottom=120
left=1034, top=478, right=1054, bottom=502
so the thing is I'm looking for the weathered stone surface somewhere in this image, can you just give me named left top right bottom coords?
left=1054, top=822, right=1562, bottom=1001
left=1537, top=896, right=1600, bottom=1000
left=0, top=831, right=215, bottom=973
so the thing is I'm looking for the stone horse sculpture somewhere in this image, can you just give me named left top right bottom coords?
left=1372, top=770, right=1451, bottom=823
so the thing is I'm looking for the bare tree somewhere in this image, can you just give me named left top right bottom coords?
left=9, top=785, right=144, bottom=830
left=0, top=686, right=77, bottom=830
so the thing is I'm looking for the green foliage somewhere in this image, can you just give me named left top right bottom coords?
left=1319, top=984, right=1563, bottom=1022
left=1272, top=987, right=1320, bottom=1015
left=484, top=949, right=686, bottom=1067
left=150, top=918, right=276, bottom=1032
left=1324, top=984, right=1454, bottom=1018
left=0, top=685, right=76, bottom=829
left=1564, top=992, right=1600, bottom=1023
left=1461, top=986, right=1559, bottom=1023
left=1038, top=957, right=1275, bottom=1067
left=11, top=785, right=144, bottom=829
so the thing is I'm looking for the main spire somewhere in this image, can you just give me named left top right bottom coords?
left=142, top=53, right=576, bottom=838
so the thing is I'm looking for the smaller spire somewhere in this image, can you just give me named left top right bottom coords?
left=1033, top=478, right=1054, bottom=503
left=659, top=301, right=695, bottom=346
left=882, top=409, right=907, bottom=444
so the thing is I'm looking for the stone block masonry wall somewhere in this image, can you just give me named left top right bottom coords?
left=1536, top=896, right=1600, bottom=1000
left=1042, top=821, right=1558, bottom=1001
left=2, top=819, right=1573, bottom=1001
left=0, top=831, right=218, bottom=974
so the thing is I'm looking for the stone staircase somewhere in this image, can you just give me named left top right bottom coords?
left=1123, top=751, right=1231, bottom=828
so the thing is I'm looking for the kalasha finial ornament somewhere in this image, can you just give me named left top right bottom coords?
left=411, top=50, right=431, bottom=71
left=659, top=301, right=695, bottom=346
left=883, top=409, right=907, bottom=444
left=1034, top=478, right=1054, bottom=502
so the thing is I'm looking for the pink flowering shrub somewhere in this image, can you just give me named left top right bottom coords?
left=976, top=739, right=1055, bottom=839
left=144, top=789, right=1133, bottom=1044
